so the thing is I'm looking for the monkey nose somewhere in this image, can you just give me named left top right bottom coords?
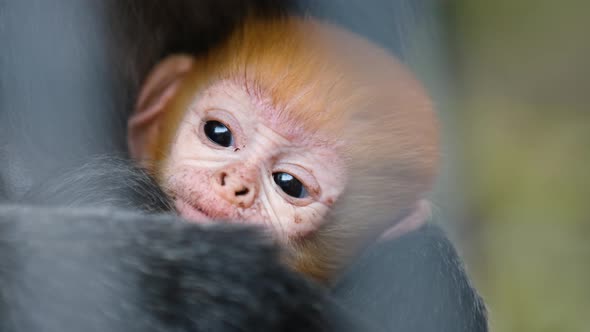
left=213, top=166, right=258, bottom=208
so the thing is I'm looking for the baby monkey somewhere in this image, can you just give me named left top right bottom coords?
left=128, top=17, right=438, bottom=281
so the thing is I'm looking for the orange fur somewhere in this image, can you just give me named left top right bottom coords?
left=136, top=16, right=439, bottom=281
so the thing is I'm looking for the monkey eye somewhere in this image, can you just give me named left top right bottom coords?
left=204, top=120, right=234, bottom=147
left=273, top=172, right=308, bottom=199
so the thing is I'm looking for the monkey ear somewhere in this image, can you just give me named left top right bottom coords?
left=380, top=199, right=432, bottom=240
left=128, top=54, right=196, bottom=160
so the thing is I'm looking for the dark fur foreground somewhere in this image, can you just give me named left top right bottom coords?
left=23, top=156, right=173, bottom=213
left=0, top=205, right=329, bottom=332
left=333, top=224, right=489, bottom=332
left=13, top=157, right=381, bottom=332
left=16, top=157, right=487, bottom=332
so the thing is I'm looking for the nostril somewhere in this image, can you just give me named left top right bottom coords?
left=235, top=187, right=249, bottom=196
left=219, top=172, right=227, bottom=186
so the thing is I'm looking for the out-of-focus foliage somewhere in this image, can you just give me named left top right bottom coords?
left=444, top=1, right=590, bottom=331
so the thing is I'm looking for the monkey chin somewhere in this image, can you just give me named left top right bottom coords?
left=174, top=198, right=214, bottom=224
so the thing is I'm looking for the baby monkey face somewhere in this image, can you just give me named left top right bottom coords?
left=161, top=81, right=346, bottom=243
left=128, top=17, right=439, bottom=280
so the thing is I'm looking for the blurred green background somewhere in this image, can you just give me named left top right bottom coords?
left=435, top=1, right=590, bottom=331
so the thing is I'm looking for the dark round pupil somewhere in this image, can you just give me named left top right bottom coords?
left=204, top=120, right=233, bottom=147
left=273, top=172, right=308, bottom=198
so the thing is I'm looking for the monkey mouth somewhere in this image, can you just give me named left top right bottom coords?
left=174, top=198, right=214, bottom=224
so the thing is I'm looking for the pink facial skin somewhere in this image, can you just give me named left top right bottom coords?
left=160, top=81, right=347, bottom=244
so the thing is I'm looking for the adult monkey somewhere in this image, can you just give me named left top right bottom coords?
left=0, top=1, right=487, bottom=331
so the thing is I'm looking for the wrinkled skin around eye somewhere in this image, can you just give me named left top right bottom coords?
left=160, top=82, right=346, bottom=243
